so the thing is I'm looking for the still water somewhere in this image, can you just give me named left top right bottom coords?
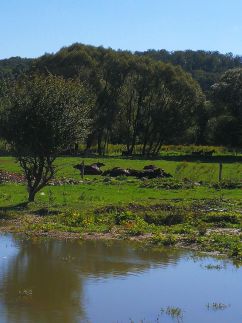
left=0, top=233, right=241, bottom=323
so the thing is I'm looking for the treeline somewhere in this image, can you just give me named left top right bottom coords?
left=135, top=49, right=242, bottom=93
left=1, top=48, right=241, bottom=93
left=31, top=44, right=206, bottom=155
left=0, top=43, right=241, bottom=155
left=0, top=57, right=32, bottom=79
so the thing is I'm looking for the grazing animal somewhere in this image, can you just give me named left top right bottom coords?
left=91, top=162, right=105, bottom=168
left=102, top=167, right=130, bottom=177
left=136, top=167, right=172, bottom=179
left=143, top=165, right=158, bottom=170
left=127, top=168, right=140, bottom=177
left=73, top=162, right=105, bottom=175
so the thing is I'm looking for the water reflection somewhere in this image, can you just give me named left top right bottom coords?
left=0, top=234, right=241, bottom=323
left=0, top=235, right=185, bottom=323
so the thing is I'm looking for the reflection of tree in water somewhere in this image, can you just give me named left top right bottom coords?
left=0, top=237, right=85, bottom=323
left=0, top=236, right=186, bottom=323
left=69, top=240, right=185, bottom=278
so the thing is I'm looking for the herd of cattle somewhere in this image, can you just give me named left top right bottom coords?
left=73, top=163, right=172, bottom=179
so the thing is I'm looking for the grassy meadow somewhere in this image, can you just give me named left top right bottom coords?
left=0, top=152, right=242, bottom=262
left=0, top=155, right=242, bottom=207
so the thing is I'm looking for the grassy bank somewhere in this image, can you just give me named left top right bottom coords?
left=0, top=155, right=242, bottom=263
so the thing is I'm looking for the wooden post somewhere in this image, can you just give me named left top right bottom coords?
left=81, top=160, right=85, bottom=180
left=219, top=162, right=223, bottom=182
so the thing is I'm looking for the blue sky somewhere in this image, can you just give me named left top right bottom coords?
left=0, top=0, right=241, bottom=59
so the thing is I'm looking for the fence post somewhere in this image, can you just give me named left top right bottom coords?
left=81, top=160, right=85, bottom=180
left=219, top=162, right=223, bottom=182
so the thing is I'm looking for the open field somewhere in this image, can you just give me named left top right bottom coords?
left=0, top=155, right=242, bottom=262
left=1, top=155, right=242, bottom=180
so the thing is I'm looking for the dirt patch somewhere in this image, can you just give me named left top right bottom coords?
left=0, top=170, right=25, bottom=184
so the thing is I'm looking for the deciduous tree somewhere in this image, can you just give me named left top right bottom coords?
left=0, top=75, right=92, bottom=201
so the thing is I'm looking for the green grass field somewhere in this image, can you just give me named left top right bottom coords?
left=0, top=156, right=241, bottom=209
left=0, top=155, right=242, bottom=262
left=1, top=181, right=241, bottom=209
left=1, top=155, right=242, bottom=180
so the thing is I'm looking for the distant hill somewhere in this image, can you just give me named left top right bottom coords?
left=0, top=57, right=33, bottom=79
left=135, top=49, right=242, bottom=92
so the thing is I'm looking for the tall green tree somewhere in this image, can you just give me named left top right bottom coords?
left=119, top=61, right=204, bottom=155
left=0, top=75, right=92, bottom=201
left=209, top=68, right=242, bottom=148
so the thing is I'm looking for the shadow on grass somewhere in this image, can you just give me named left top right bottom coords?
left=155, top=155, right=242, bottom=164
left=0, top=202, right=28, bottom=212
left=31, top=208, right=60, bottom=216
left=4, top=153, right=242, bottom=164
left=0, top=203, right=60, bottom=217
left=61, top=153, right=242, bottom=163
left=0, top=202, right=29, bottom=219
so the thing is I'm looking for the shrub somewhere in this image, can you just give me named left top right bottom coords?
left=202, top=211, right=240, bottom=224
left=210, top=180, right=242, bottom=190
left=114, top=210, right=135, bottom=225
left=151, top=233, right=177, bottom=246
left=127, top=217, right=149, bottom=236
left=140, top=178, right=195, bottom=190
left=144, top=210, right=187, bottom=226
left=60, top=210, right=94, bottom=227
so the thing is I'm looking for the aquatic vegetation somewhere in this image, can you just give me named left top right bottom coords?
left=206, top=302, right=230, bottom=311
left=203, top=264, right=225, bottom=270
left=161, top=306, right=184, bottom=322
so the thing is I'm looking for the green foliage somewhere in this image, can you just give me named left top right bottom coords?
left=0, top=75, right=93, bottom=201
left=144, top=210, right=187, bottom=226
left=126, top=217, right=150, bottom=236
left=136, top=49, right=242, bottom=93
left=114, top=210, right=135, bottom=225
left=152, top=233, right=178, bottom=246
left=30, top=43, right=206, bottom=154
left=140, top=178, right=195, bottom=190
left=210, top=179, right=242, bottom=189
left=202, top=211, right=241, bottom=225
left=0, top=74, right=92, bottom=156
left=0, top=57, right=32, bottom=79
left=209, top=68, right=242, bottom=148
left=1, top=44, right=242, bottom=151
left=198, top=234, right=242, bottom=259
left=60, top=210, right=94, bottom=227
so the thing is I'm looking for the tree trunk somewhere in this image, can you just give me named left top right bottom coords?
left=28, top=189, right=36, bottom=202
left=97, top=131, right=103, bottom=156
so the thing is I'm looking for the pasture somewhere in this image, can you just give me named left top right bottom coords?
left=0, top=154, right=241, bottom=262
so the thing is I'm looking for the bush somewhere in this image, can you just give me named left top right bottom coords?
left=60, top=210, right=94, bottom=227
left=127, top=217, right=149, bottom=236
left=144, top=210, right=187, bottom=226
left=140, top=178, right=195, bottom=190
left=114, top=210, right=135, bottom=225
left=151, top=233, right=177, bottom=246
left=210, top=180, right=242, bottom=189
left=202, top=211, right=240, bottom=224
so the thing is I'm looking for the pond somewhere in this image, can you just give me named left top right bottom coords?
left=0, top=234, right=241, bottom=323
